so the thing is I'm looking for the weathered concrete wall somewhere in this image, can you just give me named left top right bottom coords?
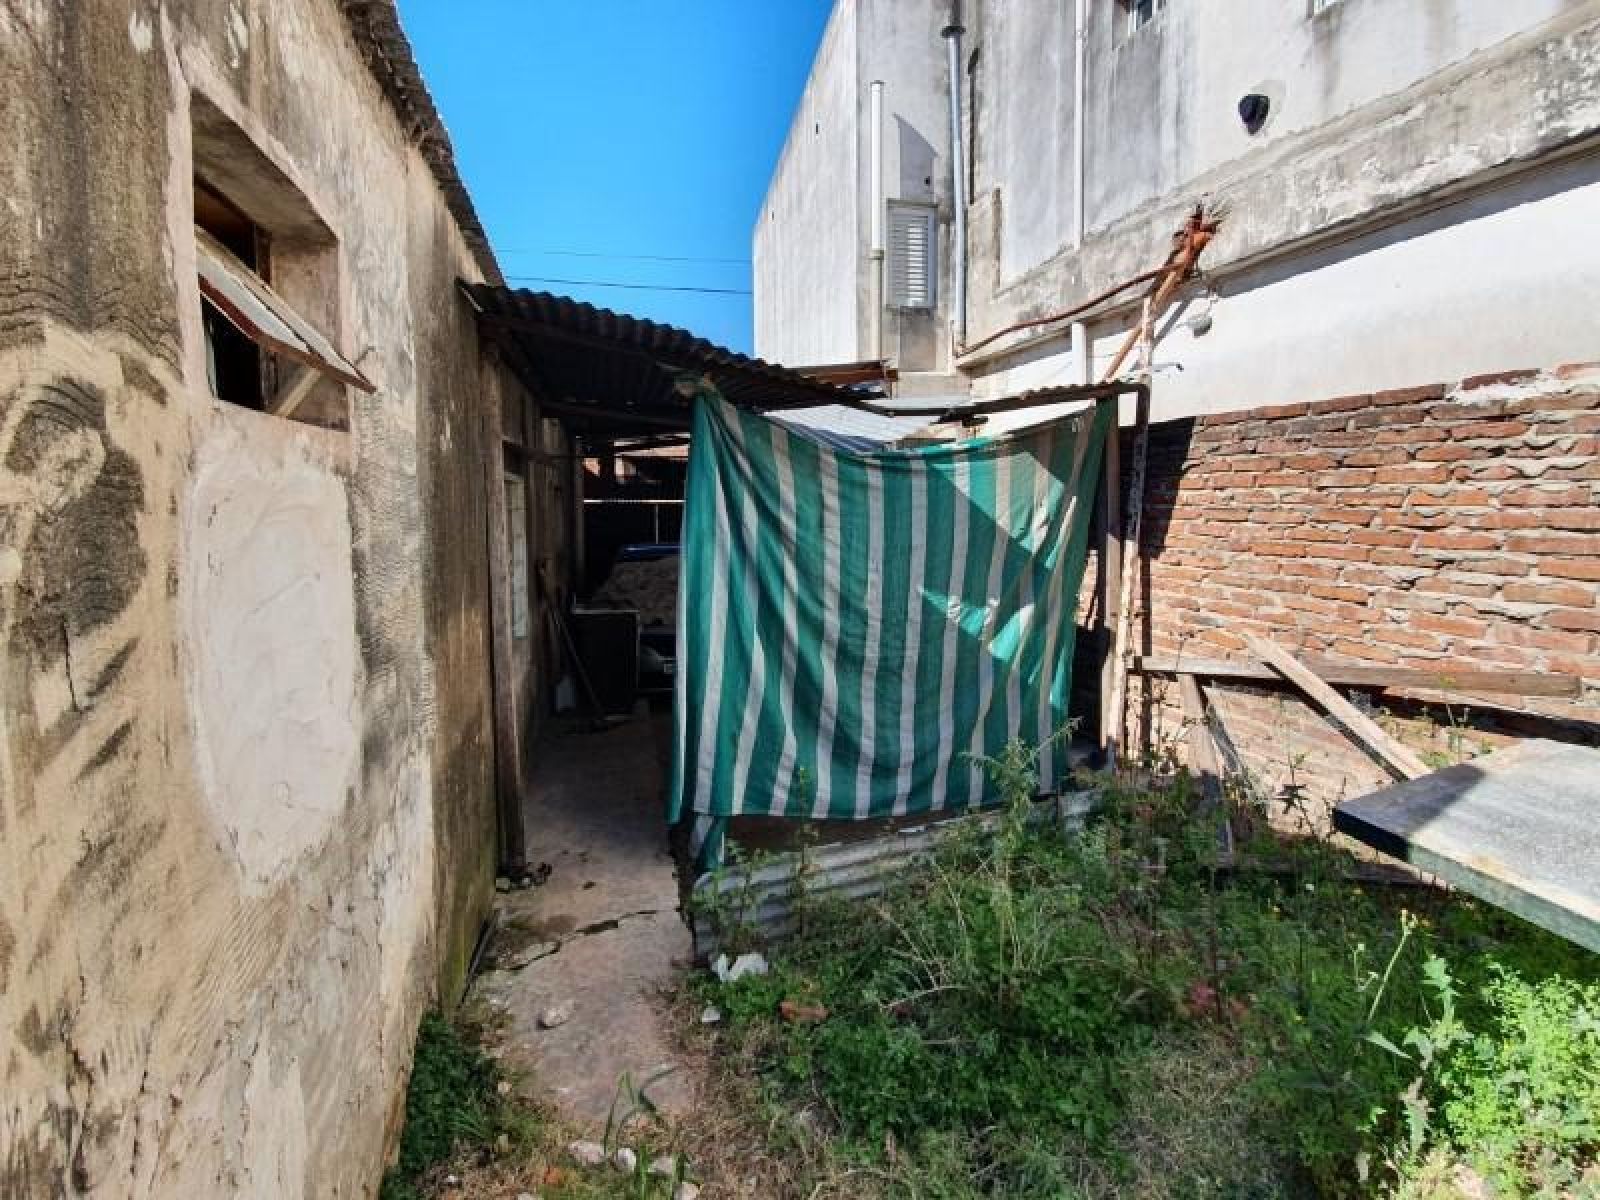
left=968, top=2, right=1600, bottom=419
left=0, top=1, right=530, bottom=1193
left=756, top=0, right=1600, bottom=419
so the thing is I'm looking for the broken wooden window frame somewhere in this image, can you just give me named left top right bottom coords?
left=195, top=227, right=374, bottom=420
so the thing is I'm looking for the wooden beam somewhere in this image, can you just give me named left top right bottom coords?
left=1134, top=655, right=1580, bottom=698
left=269, top=363, right=321, bottom=419
left=1103, top=385, right=1150, bottom=767
left=1177, top=673, right=1222, bottom=794
left=482, top=372, right=527, bottom=873
left=1098, top=398, right=1122, bottom=755
left=1244, top=634, right=1431, bottom=780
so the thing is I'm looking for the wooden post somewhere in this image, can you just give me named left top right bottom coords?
left=483, top=366, right=527, bottom=873
left=1098, top=396, right=1122, bottom=756
left=1103, top=383, right=1150, bottom=769
left=1177, top=672, right=1222, bottom=800
left=1097, top=207, right=1219, bottom=768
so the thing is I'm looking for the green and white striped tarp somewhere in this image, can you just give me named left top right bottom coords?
left=670, top=392, right=1109, bottom=863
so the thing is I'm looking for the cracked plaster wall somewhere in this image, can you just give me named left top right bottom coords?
left=0, top=1, right=517, bottom=1194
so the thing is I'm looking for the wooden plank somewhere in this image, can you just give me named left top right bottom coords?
left=1098, top=396, right=1122, bottom=756
left=1335, top=739, right=1600, bottom=953
left=483, top=368, right=527, bottom=874
left=1177, top=673, right=1221, bottom=787
left=1134, top=655, right=1579, bottom=698
left=1103, top=385, right=1149, bottom=767
left=1245, top=634, right=1430, bottom=780
left=268, top=363, right=320, bottom=419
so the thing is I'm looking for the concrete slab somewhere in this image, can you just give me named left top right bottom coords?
left=1335, top=738, right=1600, bottom=954
left=472, top=715, right=697, bottom=1127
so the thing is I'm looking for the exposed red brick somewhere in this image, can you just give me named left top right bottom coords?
left=1415, top=487, right=1493, bottom=506
left=1452, top=420, right=1531, bottom=440
left=1371, top=626, right=1444, bottom=652
left=1415, top=445, right=1476, bottom=462
left=1410, top=612, right=1487, bottom=639
left=1540, top=559, right=1600, bottom=582
left=1461, top=368, right=1540, bottom=390
left=1329, top=639, right=1397, bottom=663
left=1374, top=465, right=1450, bottom=485
left=1499, top=484, right=1593, bottom=506
left=1415, top=531, right=1499, bottom=551
left=1345, top=448, right=1413, bottom=467
left=1307, top=393, right=1372, bottom=415
left=1506, top=534, right=1600, bottom=556
left=1351, top=406, right=1429, bottom=430
left=1101, top=368, right=1600, bottom=830
left=1500, top=581, right=1597, bottom=606
left=1372, top=383, right=1446, bottom=407
left=1548, top=609, right=1600, bottom=633
left=1311, top=506, right=1379, bottom=526
left=1440, top=557, right=1531, bottom=577
left=1317, top=468, right=1378, bottom=488
left=1351, top=529, right=1416, bottom=548
left=1374, top=426, right=1449, bottom=444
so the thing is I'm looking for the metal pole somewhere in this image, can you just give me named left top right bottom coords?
left=868, top=79, right=886, bottom=361
left=942, top=16, right=968, bottom=347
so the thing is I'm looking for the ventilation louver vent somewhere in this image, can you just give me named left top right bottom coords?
left=888, top=203, right=936, bottom=310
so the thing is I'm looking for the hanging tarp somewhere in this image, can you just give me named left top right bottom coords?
left=670, top=392, right=1110, bottom=861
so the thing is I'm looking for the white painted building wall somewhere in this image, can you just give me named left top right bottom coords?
left=754, top=0, right=1600, bottom=420
left=752, top=2, right=861, bottom=367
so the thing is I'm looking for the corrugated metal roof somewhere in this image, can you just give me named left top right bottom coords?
left=339, top=1, right=501, bottom=285
left=463, top=285, right=861, bottom=436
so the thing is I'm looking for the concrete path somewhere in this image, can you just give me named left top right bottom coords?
left=473, top=714, right=696, bottom=1127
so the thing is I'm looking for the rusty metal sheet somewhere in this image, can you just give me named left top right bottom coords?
left=690, top=790, right=1100, bottom=959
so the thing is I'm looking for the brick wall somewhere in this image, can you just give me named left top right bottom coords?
left=1079, top=362, right=1600, bottom=820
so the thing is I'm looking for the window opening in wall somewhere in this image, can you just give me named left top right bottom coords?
left=1309, top=0, right=1343, bottom=12
left=189, top=92, right=372, bottom=428
left=1121, top=0, right=1164, bottom=35
left=887, top=202, right=936, bottom=310
left=196, top=182, right=271, bottom=409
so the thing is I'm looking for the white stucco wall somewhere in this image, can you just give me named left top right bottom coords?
left=756, top=0, right=1600, bottom=415
left=752, top=0, right=861, bottom=366
left=973, top=154, right=1600, bottom=421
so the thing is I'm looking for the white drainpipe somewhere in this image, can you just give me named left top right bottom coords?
left=1072, top=0, right=1089, bottom=248
left=942, top=13, right=968, bottom=348
left=868, top=78, right=886, bottom=361
left=1072, top=0, right=1090, bottom=381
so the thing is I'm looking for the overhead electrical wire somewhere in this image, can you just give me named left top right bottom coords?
left=503, top=274, right=751, bottom=296
left=498, top=247, right=751, bottom=265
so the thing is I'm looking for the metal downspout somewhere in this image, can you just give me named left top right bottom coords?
left=868, top=79, right=886, bottom=361
left=1072, top=0, right=1090, bottom=384
left=942, top=10, right=968, bottom=349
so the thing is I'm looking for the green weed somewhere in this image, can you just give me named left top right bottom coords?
left=380, top=1011, right=538, bottom=1200
left=691, top=738, right=1600, bottom=1198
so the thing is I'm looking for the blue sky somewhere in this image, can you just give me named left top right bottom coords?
left=399, top=1, right=833, bottom=354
